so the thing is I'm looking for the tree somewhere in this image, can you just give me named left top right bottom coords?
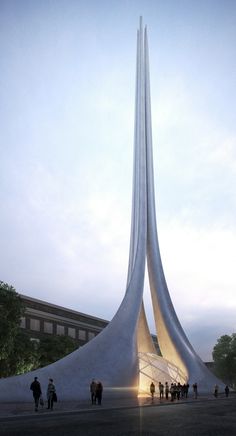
left=0, top=281, right=77, bottom=377
left=38, top=335, right=77, bottom=368
left=0, top=281, right=39, bottom=377
left=212, top=334, right=236, bottom=388
left=0, top=331, right=39, bottom=377
left=0, top=281, right=25, bottom=360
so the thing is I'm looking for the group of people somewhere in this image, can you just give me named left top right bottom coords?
left=150, top=381, right=190, bottom=402
left=30, top=376, right=230, bottom=412
left=30, top=377, right=56, bottom=412
left=214, top=384, right=230, bottom=398
left=30, top=377, right=103, bottom=411
left=150, top=381, right=230, bottom=401
left=90, top=379, right=103, bottom=405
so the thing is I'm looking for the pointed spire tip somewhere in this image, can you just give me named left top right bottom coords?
left=139, top=16, right=143, bottom=30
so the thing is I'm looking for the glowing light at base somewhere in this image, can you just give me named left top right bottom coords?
left=138, top=352, right=188, bottom=396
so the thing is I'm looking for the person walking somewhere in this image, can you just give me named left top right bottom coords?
left=150, top=382, right=155, bottom=401
left=30, top=376, right=42, bottom=412
left=47, top=378, right=56, bottom=410
left=95, top=381, right=103, bottom=405
left=225, top=385, right=229, bottom=397
left=90, top=379, right=97, bottom=404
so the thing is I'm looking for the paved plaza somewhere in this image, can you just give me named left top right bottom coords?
left=0, top=394, right=235, bottom=435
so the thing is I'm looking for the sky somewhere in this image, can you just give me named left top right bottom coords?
left=0, top=0, right=236, bottom=361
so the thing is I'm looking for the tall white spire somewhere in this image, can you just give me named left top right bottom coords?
left=0, top=19, right=223, bottom=402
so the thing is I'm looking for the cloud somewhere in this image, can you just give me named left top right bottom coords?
left=158, top=219, right=236, bottom=310
left=142, top=219, right=236, bottom=360
left=207, top=136, right=236, bottom=172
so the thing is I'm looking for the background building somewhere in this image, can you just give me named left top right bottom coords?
left=19, top=294, right=160, bottom=352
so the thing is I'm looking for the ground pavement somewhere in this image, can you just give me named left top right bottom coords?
left=0, top=392, right=235, bottom=435
left=0, top=392, right=234, bottom=418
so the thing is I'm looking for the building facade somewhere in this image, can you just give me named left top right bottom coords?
left=19, top=294, right=160, bottom=351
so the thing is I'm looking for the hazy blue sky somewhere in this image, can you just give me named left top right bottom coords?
left=1, top=0, right=236, bottom=360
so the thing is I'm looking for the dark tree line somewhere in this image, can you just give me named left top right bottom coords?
left=212, top=333, right=236, bottom=388
left=0, top=281, right=77, bottom=378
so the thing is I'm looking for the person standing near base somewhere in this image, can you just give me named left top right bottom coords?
left=30, top=376, right=42, bottom=412
left=150, top=382, right=155, bottom=401
left=95, top=381, right=103, bottom=405
left=185, top=382, right=189, bottom=398
left=165, top=382, right=169, bottom=400
left=159, top=383, right=164, bottom=400
left=170, top=383, right=175, bottom=402
left=193, top=382, right=198, bottom=399
left=90, top=379, right=97, bottom=404
left=47, top=378, right=56, bottom=410
left=214, top=384, right=219, bottom=398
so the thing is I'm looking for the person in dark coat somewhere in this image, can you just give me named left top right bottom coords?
left=170, top=383, right=175, bottom=402
left=185, top=383, right=189, bottom=398
left=30, top=376, right=42, bottom=412
left=225, top=385, right=229, bottom=397
left=95, top=381, right=103, bottom=405
left=214, top=384, right=219, bottom=398
left=159, top=383, right=164, bottom=400
left=192, top=382, right=198, bottom=399
left=90, top=379, right=97, bottom=404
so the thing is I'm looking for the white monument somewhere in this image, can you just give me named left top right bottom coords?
left=0, top=18, right=223, bottom=402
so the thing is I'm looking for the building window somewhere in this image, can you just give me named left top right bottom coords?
left=20, top=317, right=26, bottom=328
left=78, top=329, right=86, bottom=340
left=56, top=324, right=65, bottom=336
left=30, top=318, right=40, bottom=331
left=44, top=321, right=53, bottom=334
left=88, top=331, right=95, bottom=341
left=68, top=327, right=76, bottom=338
